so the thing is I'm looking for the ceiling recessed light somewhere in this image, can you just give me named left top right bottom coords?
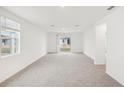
left=62, top=28, right=65, bottom=30
left=60, top=6, right=65, bottom=8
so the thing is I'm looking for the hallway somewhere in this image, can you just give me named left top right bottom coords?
left=0, top=53, right=122, bottom=87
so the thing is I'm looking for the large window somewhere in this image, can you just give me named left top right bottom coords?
left=0, top=16, right=20, bottom=58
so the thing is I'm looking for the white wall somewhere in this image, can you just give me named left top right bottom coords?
left=71, top=32, right=83, bottom=53
left=82, top=7, right=124, bottom=85
left=95, top=23, right=107, bottom=64
left=105, top=7, right=124, bottom=86
left=83, top=24, right=107, bottom=64
left=83, top=27, right=95, bottom=60
left=0, top=8, right=47, bottom=83
left=47, top=32, right=57, bottom=53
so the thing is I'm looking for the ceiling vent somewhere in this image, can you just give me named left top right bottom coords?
left=107, top=6, right=116, bottom=10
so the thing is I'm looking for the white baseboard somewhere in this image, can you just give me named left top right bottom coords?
left=106, top=70, right=124, bottom=86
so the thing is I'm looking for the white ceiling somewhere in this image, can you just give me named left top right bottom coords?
left=2, top=6, right=112, bottom=32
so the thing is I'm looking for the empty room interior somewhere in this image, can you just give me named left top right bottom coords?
left=0, top=6, right=124, bottom=87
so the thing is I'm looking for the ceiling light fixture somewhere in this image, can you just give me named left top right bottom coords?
left=62, top=28, right=65, bottom=31
left=60, top=6, right=65, bottom=8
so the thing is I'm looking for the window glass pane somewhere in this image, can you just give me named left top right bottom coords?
left=1, top=30, right=17, bottom=38
left=1, top=39, right=11, bottom=56
left=0, top=30, right=20, bottom=56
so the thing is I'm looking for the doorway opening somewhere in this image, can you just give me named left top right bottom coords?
left=57, top=32, right=71, bottom=53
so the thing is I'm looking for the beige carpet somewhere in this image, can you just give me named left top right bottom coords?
left=0, top=53, right=122, bottom=87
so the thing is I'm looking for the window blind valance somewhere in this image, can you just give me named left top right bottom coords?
left=0, top=16, right=21, bottom=31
